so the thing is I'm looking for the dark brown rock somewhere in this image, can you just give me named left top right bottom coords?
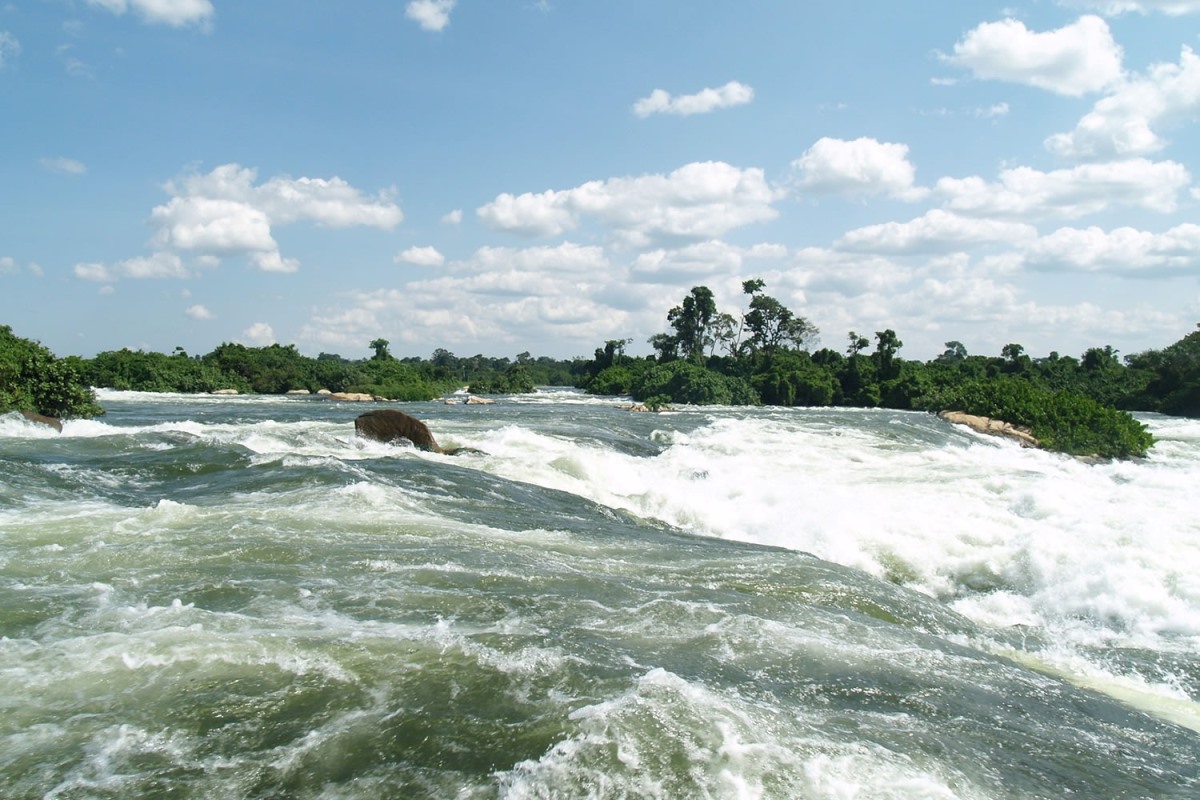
left=20, top=410, right=63, bottom=432
left=355, top=409, right=444, bottom=453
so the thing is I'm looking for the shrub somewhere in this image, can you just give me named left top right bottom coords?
left=0, top=326, right=103, bottom=418
left=923, top=377, right=1154, bottom=459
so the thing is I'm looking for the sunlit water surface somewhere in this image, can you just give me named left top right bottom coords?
left=1, top=390, right=1198, bottom=798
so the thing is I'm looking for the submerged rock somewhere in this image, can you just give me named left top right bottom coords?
left=19, top=410, right=63, bottom=432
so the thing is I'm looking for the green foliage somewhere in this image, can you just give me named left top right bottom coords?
left=631, top=360, right=757, bottom=406
left=1127, top=327, right=1200, bottom=417
left=0, top=325, right=103, bottom=418
left=85, top=348, right=244, bottom=393
left=469, top=363, right=536, bottom=394
left=921, top=377, right=1154, bottom=459
left=588, top=365, right=639, bottom=396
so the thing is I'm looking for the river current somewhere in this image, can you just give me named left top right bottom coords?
left=1, top=390, right=1197, bottom=798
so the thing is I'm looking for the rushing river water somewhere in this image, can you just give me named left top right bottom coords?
left=1, top=390, right=1198, bottom=799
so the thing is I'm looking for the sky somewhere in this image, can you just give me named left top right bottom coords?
left=2, top=1, right=1199, bottom=362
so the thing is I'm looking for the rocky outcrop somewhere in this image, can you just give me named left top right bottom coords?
left=329, top=392, right=382, bottom=402
left=20, top=410, right=63, bottom=432
left=355, top=409, right=444, bottom=452
left=938, top=410, right=1039, bottom=448
left=211, top=388, right=240, bottom=395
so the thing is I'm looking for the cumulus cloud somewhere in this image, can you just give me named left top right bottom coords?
left=241, top=322, right=275, bottom=346
left=441, top=209, right=463, bottom=224
left=0, top=31, right=19, bottom=70
left=836, top=210, right=1038, bottom=254
left=86, top=0, right=214, bottom=28
left=477, top=161, right=780, bottom=246
left=300, top=242, right=627, bottom=354
left=74, top=252, right=189, bottom=281
left=943, top=16, right=1124, bottom=96
left=789, top=137, right=927, bottom=200
left=0, top=256, right=17, bottom=275
left=406, top=0, right=456, bottom=31
left=1045, top=46, right=1200, bottom=159
left=935, top=158, right=1191, bottom=219
left=145, top=163, right=402, bottom=274
left=1059, top=0, right=1200, bottom=14
left=396, top=246, right=445, bottom=267
left=185, top=304, right=213, bottom=320
left=790, top=248, right=914, bottom=298
left=633, top=81, right=755, bottom=117
left=631, top=240, right=787, bottom=280
left=39, top=157, right=87, bottom=175
left=1020, top=223, right=1200, bottom=274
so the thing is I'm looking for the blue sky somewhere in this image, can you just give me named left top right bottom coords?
left=2, top=1, right=1198, bottom=362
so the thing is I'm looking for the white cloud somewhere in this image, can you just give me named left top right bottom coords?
left=406, top=0, right=456, bottom=31
left=631, top=240, right=786, bottom=280
left=943, top=15, right=1124, bottom=96
left=0, top=256, right=16, bottom=275
left=39, top=156, right=87, bottom=175
left=301, top=243, right=629, bottom=354
left=0, top=30, right=18, bottom=70
left=1059, top=0, right=1200, bottom=14
left=86, top=0, right=214, bottom=28
left=936, top=158, right=1191, bottom=219
left=633, top=81, right=755, bottom=117
left=396, top=245, right=445, bottom=267
left=975, top=102, right=1010, bottom=118
left=1021, top=223, right=1200, bottom=274
left=441, top=208, right=463, bottom=224
left=477, top=161, right=781, bottom=246
left=185, top=304, right=213, bottom=320
left=1045, top=46, right=1200, bottom=159
left=144, top=163, right=402, bottom=274
left=74, top=252, right=189, bottom=281
left=74, top=262, right=115, bottom=282
left=836, top=210, right=1038, bottom=254
left=790, top=248, right=914, bottom=298
left=790, top=137, right=927, bottom=200
left=241, top=322, right=275, bottom=346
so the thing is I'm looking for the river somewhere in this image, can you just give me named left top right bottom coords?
left=1, top=390, right=1197, bottom=798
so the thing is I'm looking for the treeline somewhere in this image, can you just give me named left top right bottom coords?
left=573, top=281, right=1200, bottom=458
left=79, top=338, right=578, bottom=400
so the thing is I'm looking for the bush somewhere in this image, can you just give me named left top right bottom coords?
left=631, top=361, right=758, bottom=406
left=0, top=326, right=103, bottom=418
left=922, top=377, right=1154, bottom=459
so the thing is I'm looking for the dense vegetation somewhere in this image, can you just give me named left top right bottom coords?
left=78, top=338, right=575, bottom=400
left=0, top=325, right=103, bottom=419
left=6, top=291, right=1197, bottom=458
left=572, top=282, right=1200, bottom=458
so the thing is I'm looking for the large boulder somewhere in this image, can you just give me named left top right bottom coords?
left=355, top=409, right=444, bottom=453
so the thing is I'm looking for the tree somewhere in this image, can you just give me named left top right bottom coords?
left=0, top=325, right=103, bottom=418
left=937, top=341, right=968, bottom=364
left=872, top=329, right=903, bottom=381
left=741, top=283, right=818, bottom=355
left=369, top=338, right=391, bottom=361
left=847, top=332, right=870, bottom=356
left=667, top=286, right=718, bottom=364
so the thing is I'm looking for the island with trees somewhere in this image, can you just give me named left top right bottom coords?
left=4, top=282, right=1198, bottom=459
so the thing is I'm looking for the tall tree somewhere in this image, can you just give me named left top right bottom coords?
left=369, top=338, right=391, bottom=360
left=741, top=282, right=818, bottom=355
left=667, top=286, right=718, bottom=363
